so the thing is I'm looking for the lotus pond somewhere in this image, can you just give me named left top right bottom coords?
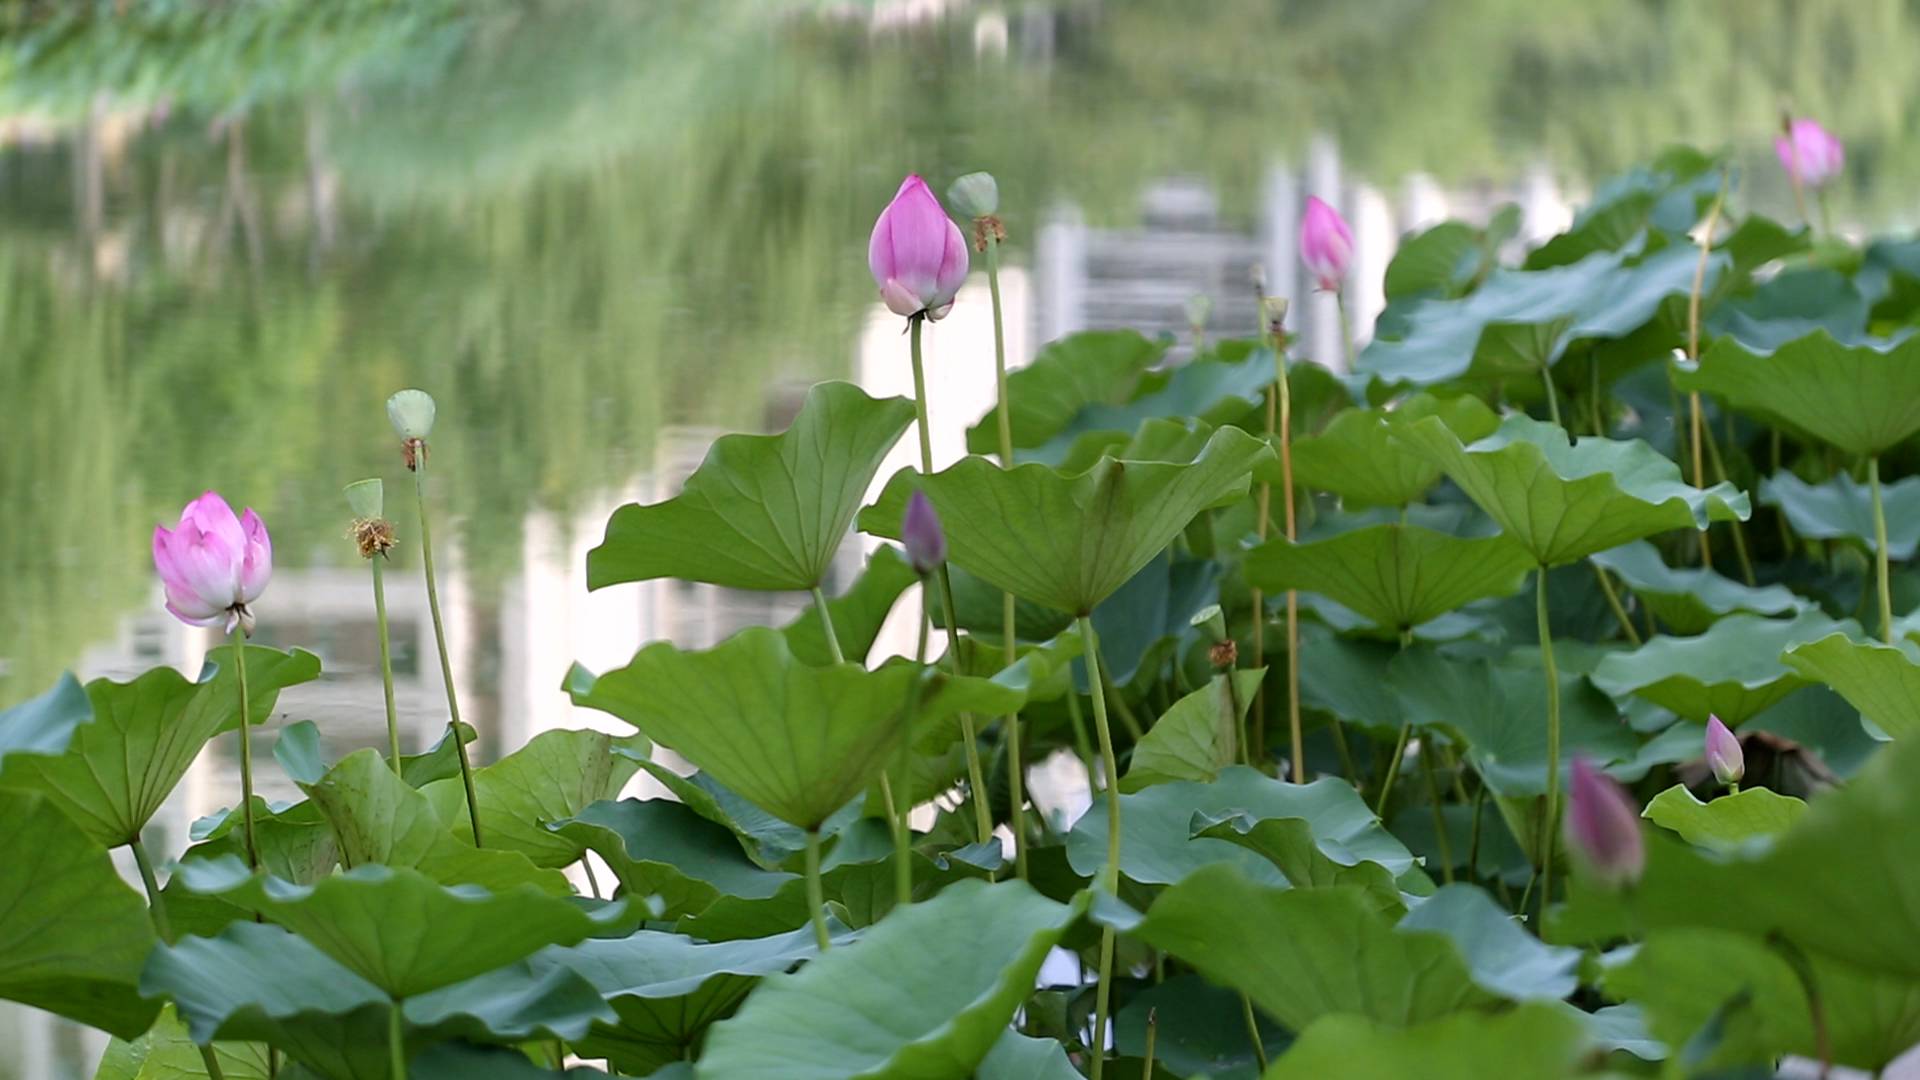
left=11, top=3, right=1920, bottom=1080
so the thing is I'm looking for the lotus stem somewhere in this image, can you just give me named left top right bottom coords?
left=1374, top=720, right=1413, bottom=818
left=133, top=838, right=229, bottom=1080
left=1535, top=566, right=1562, bottom=904
left=369, top=555, right=402, bottom=775
left=1078, top=614, right=1122, bottom=1080
left=908, top=316, right=994, bottom=849
left=413, top=462, right=482, bottom=846
left=1142, top=1007, right=1157, bottom=1080
left=228, top=631, right=260, bottom=869
left=130, top=837, right=172, bottom=939
left=804, top=827, right=831, bottom=953
left=892, top=608, right=931, bottom=908
left=1250, top=301, right=1278, bottom=773
left=1589, top=562, right=1642, bottom=645
left=1239, top=993, right=1268, bottom=1072
left=1686, top=181, right=1729, bottom=572
left=1276, top=332, right=1307, bottom=785
left=388, top=1001, right=407, bottom=1080
left=1871, top=456, right=1894, bottom=643
left=809, top=586, right=845, bottom=665
left=581, top=857, right=603, bottom=901
left=1065, top=688, right=1097, bottom=788
left=986, top=233, right=1028, bottom=880
left=1421, top=743, right=1456, bottom=885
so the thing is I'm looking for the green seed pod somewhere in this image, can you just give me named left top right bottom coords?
left=946, top=172, right=999, bottom=219
left=387, top=388, right=437, bottom=441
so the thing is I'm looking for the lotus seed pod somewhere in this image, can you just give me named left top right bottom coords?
left=946, top=171, right=1000, bottom=219
left=387, top=389, right=437, bottom=441
left=344, top=478, right=385, bottom=520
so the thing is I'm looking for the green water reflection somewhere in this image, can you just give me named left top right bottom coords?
left=4, top=0, right=1919, bottom=704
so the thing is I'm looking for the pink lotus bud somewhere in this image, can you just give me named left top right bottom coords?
left=152, top=491, right=272, bottom=636
left=868, top=175, right=969, bottom=321
left=902, top=491, right=947, bottom=576
left=1564, top=757, right=1644, bottom=890
left=1299, top=195, right=1353, bottom=292
left=1704, top=715, right=1744, bottom=786
left=1775, top=118, right=1844, bottom=189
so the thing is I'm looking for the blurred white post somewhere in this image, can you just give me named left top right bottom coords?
left=1259, top=163, right=1301, bottom=341
left=1348, top=183, right=1394, bottom=351
left=1035, top=205, right=1085, bottom=343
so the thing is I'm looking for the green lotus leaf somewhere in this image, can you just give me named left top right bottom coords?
left=1782, top=632, right=1920, bottom=739
left=1110, top=865, right=1495, bottom=1030
left=587, top=381, right=915, bottom=591
left=568, top=626, right=1022, bottom=830
left=420, top=727, right=643, bottom=867
left=1383, top=207, right=1518, bottom=301
left=976, top=1030, right=1083, bottom=1080
left=553, top=798, right=796, bottom=921
left=0, top=646, right=320, bottom=847
left=1674, top=330, right=1920, bottom=456
left=1262, top=1002, right=1589, bottom=1080
left=1642, top=784, right=1807, bottom=852
left=632, top=762, right=856, bottom=870
left=271, top=717, right=480, bottom=790
left=1111, top=974, right=1283, bottom=1078
left=1706, top=266, right=1868, bottom=350
left=780, top=544, right=917, bottom=666
left=861, top=425, right=1272, bottom=614
left=1287, top=394, right=1500, bottom=508
left=698, top=880, right=1082, bottom=1079
left=966, top=329, right=1165, bottom=454
left=1759, top=469, right=1920, bottom=558
left=1080, top=547, right=1221, bottom=688
left=1524, top=147, right=1718, bottom=269
left=1359, top=242, right=1715, bottom=391
left=1388, top=646, right=1638, bottom=796
left=144, top=920, right=613, bottom=1072
left=93, top=1004, right=269, bottom=1080
left=1191, top=814, right=1408, bottom=917
left=1392, top=413, right=1750, bottom=566
left=536, top=920, right=845, bottom=1074
left=180, top=795, right=341, bottom=888
left=0, top=791, right=159, bottom=1039
left=305, top=748, right=570, bottom=894
left=1590, top=540, right=1811, bottom=634
left=1588, top=611, right=1851, bottom=723
left=1245, top=524, right=1532, bottom=633
left=1607, top=929, right=1920, bottom=1074
left=1397, top=884, right=1580, bottom=1001
left=1067, top=766, right=1413, bottom=887
left=1029, top=344, right=1282, bottom=467
left=173, top=856, right=616, bottom=998
left=0, top=672, right=90, bottom=770
left=1121, top=669, right=1264, bottom=791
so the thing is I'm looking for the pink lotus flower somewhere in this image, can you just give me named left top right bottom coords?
left=1565, top=757, right=1644, bottom=889
left=1704, top=715, right=1744, bottom=786
left=1775, top=118, right=1844, bottom=189
left=869, top=175, right=969, bottom=321
left=1299, top=195, right=1353, bottom=292
left=152, top=491, right=272, bottom=636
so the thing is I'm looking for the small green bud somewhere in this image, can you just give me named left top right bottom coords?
left=947, top=172, right=999, bottom=219
left=344, top=478, right=384, bottom=520
left=387, top=388, right=437, bottom=441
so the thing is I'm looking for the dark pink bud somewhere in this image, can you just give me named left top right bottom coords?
left=1565, top=757, right=1644, bottom=890
left=1704, top=715, right=1744, bottom=786
left=902, top=491, right=947, bottom=575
